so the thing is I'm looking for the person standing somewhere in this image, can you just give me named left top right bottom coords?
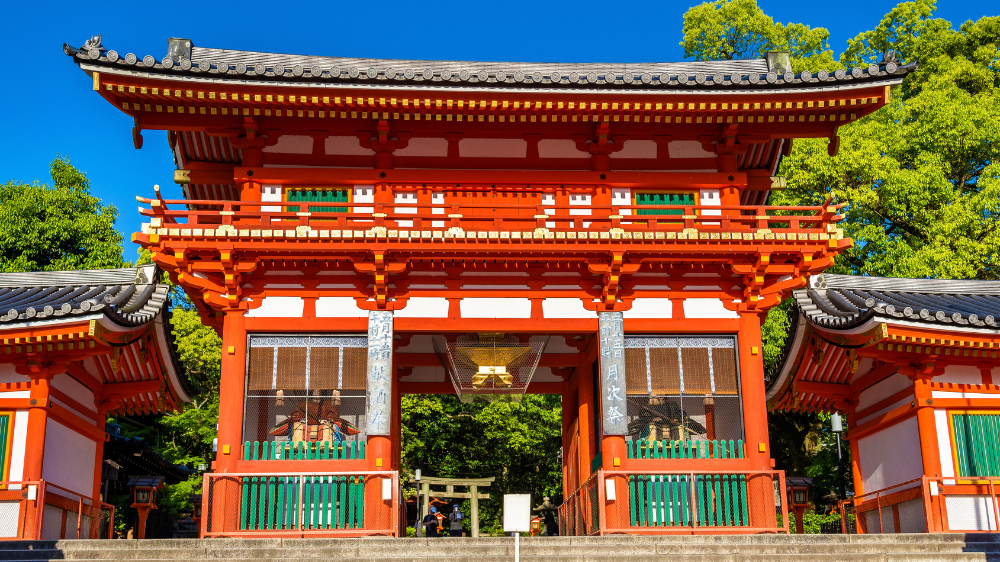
left=422, top=506, right=440, bottom=537
left=448, top=505, right=464, bottom=537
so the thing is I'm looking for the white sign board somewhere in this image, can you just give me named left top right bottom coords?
left=503, top=494, right=531, bottom=533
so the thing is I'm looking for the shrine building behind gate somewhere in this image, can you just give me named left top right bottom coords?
left=0, top=265, right=194, bottom=540
left=63, top=35, right=913, bottom=536
left=768, top=274, right=1000, bottom=534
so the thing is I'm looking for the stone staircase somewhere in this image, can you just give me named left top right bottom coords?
left=2, top=534, right=1000, bottom=562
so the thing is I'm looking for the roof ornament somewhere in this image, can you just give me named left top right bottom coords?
left=811, top=274, right=827, bottom=289
left=75, top=34, right=105, bottom=60
left=881, top=50, right=898, bottom=64
left=766, top=51, right=791, bottom=76
left=167, top=38, right=193, bottom=62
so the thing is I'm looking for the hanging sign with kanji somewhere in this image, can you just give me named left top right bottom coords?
left=366, top=310, right=393, bottom=436
left=598, top=311, right=628, bottom=435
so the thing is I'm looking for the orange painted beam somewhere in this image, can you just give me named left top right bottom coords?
left=397, top=382, right=566, bottom=395
left=230, top=168, right=747, bottom=189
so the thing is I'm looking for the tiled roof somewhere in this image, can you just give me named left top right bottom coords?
left=0, top=264, right=170, bottom=328
left=64, top=36, right=915, bottom=93
left=794, top=273, right=1000, bottom=330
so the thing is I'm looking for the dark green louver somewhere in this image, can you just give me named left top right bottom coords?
left=286, top=188, right=348, bottom=213
left=0, top=414, right=9, bottom=477
left=953, top=413, right=1000, bottom=477
left=635, top=192, right=695, bottom=215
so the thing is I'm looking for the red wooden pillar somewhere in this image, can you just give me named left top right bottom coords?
left=912, top=377, right=943, bottom=531
left=213, top=310, right=246, bottom=533
left=737, top=311, right=773, bottom=527
left=601, top=435, right=629, bottom=531
left=23, top=374, right=52, bottom=482
left=239, top=148, right=263, bottom=202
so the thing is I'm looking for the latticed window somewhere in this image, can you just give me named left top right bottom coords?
left=952, top=413, right=1000, bottom=477
left=243, top=336, right=368, bottom=459
left=285, top=188, right=348, bottom=213
left=623, top=337, right=743, bottom=457
left=635, top=192, right=695, bottom=215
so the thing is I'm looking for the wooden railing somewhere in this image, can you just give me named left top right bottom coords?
left=559, top=469, right=788, bottom=535
left=243, top=440, right=366, bottom=461
left=627, top=439, right=746, bottom=460
left=202, top=471, right=398, bottom=537
left=138, top=197, right=844, bottom=238
left=0, top=480, right=114, bottom=540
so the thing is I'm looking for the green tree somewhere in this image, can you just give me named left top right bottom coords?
left=401, top=394, right=562, bottom=533
left=680, top=0, right=838, bottom=71
left=0, top=156, right=126, bottom=272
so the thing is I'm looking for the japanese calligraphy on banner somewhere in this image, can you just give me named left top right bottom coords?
left=598, top=311, right=628, bottom=435
left=366, top=310, right=393, bottom=436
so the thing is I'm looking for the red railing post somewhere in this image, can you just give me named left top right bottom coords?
left=596, top=470, right=606, bottom=536
left=77, top=496, right=83, bottom=539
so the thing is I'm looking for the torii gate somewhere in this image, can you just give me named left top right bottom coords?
left=418, top=476, right=494, bottom=537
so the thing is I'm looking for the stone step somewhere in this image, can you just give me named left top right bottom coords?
left=0, top=554, right=996, bottom=562
left=6, top=542, right=1000, bottom=559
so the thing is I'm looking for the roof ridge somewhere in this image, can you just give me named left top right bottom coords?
left=0, top=265, right=157, bottom=288
left=64, top=36, right=916, bottom=91
left=818, top=273, right=1000, bottom=295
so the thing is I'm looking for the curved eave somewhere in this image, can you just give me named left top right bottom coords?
left=765, top=305, right=807, bottom=405
left=155, top=305, right=196, bottom=404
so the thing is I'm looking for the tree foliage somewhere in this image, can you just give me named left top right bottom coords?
left=401, top=394, right=562, bottom=533
left=0, top=156, right=125, bottom=272
left=680, top=0, right=838, bottom=71
left=686, top=0, right=999, bottom=503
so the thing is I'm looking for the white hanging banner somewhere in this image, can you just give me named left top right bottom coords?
left=366, top=310, right=393, bottom=436
left=598, top=311, right=628, bottom=435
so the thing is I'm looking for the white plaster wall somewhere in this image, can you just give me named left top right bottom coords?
left=325, top=136, right=375, bottom=155
left=623, top=298, right=674, bottom=319
left=263, top=135, right=312, bottom=154
left=935, top=409, right=955, bottom=478
left=315, top=297, right=366, bottom=318
left=682, top=298, right=737, bottom=319
left=936, top=364, right=983, bottom=385
left=431, top=193, right=444, bottom=228
left=542, top=298, right=592, bottom=319
left=857, top=373, right=912, bottom=412
left=41, top=420, right=96, bottom=497
left=668, top=140, right=716, bottom=159
left=460, top=298, right=532, bottom=318
left=261, top=184, right=282, bottom=213
left=612, top=140, right=657, bottom=159
left=700, top=188, right=722, bottom=219
left=568, top=194, right=591, bottom=218
left=51, top=374, right=95, bottom=412
left=395, top=297, right=450, bottom=318
left=946, top=496, right=998, bottom=531
left=394, top=191, right=417, bottom=227
left=857, top=417, right=924, bottom=492
left=353, top=185, right=374, bottom=215
left=537, top=139, right=587, bottom=159
left=857, top=396, right=912, bottom=426
left=932, top=390, right=1000, bottom=399
left=0, top=364, right=28, bottom=384
left=247, top=296, right=304, bottom=318
left=459, top=138, right=526, bottom=158
left=394, top=137, right=448, bottom=157
left=611, top=188, right=631, bottom=216
left=7, top=410, right=28, bottom=481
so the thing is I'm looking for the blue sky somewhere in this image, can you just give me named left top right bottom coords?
left=2, top=0, right=995, bottom=262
